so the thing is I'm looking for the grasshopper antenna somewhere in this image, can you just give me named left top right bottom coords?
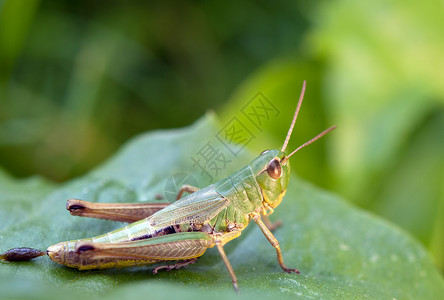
left=282, top=125, right=336, bottom=164
left=281, top=80, right=306, bottom=153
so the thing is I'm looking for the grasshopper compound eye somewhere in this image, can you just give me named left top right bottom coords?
left=267, top=158, right=282, bottom=179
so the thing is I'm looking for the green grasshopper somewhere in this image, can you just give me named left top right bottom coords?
left=29, top=81, right=335, bottom=292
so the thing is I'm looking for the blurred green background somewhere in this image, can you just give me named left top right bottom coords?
left=0, top=0, right=443, bottom=274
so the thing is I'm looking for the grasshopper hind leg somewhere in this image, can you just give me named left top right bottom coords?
left=66, top=199, right=169, bottom=223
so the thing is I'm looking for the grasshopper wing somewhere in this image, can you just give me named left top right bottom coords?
left=149, top=185, right=229, bottom=227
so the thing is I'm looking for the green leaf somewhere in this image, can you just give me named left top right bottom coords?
left=0, top=114, right=443, bottom=299
left=369, top=112, right=444, bottom=268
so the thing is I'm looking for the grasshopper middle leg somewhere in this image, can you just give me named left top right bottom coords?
left=212, top=231, right=242, bottom=292
left=216, top=241, right=239, bottom=293
left=152, top=258, right=198, bottom=274
left=176, top=185, right=199, bottom=200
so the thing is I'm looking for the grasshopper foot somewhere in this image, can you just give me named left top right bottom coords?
left=152, top=258, right=198, bottom=274
left=233, top=281, right=239, bottom=293
left=283, top=267, right=300, bottom=274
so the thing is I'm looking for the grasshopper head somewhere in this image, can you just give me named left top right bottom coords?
left=252, top=149, right=290, bottom=208
left=251, top=81, right=336, bottom=209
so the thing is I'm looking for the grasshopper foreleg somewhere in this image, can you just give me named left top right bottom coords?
left=262, top=215, right=282, bottom=231
left=152, top=258, right=198, bottom=274
left=251, top=212, right=300, bottom=274
left=261, top=205, right=282, bottom=231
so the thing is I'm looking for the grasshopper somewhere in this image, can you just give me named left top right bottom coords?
left=9, top=81, right=335, bottom=292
